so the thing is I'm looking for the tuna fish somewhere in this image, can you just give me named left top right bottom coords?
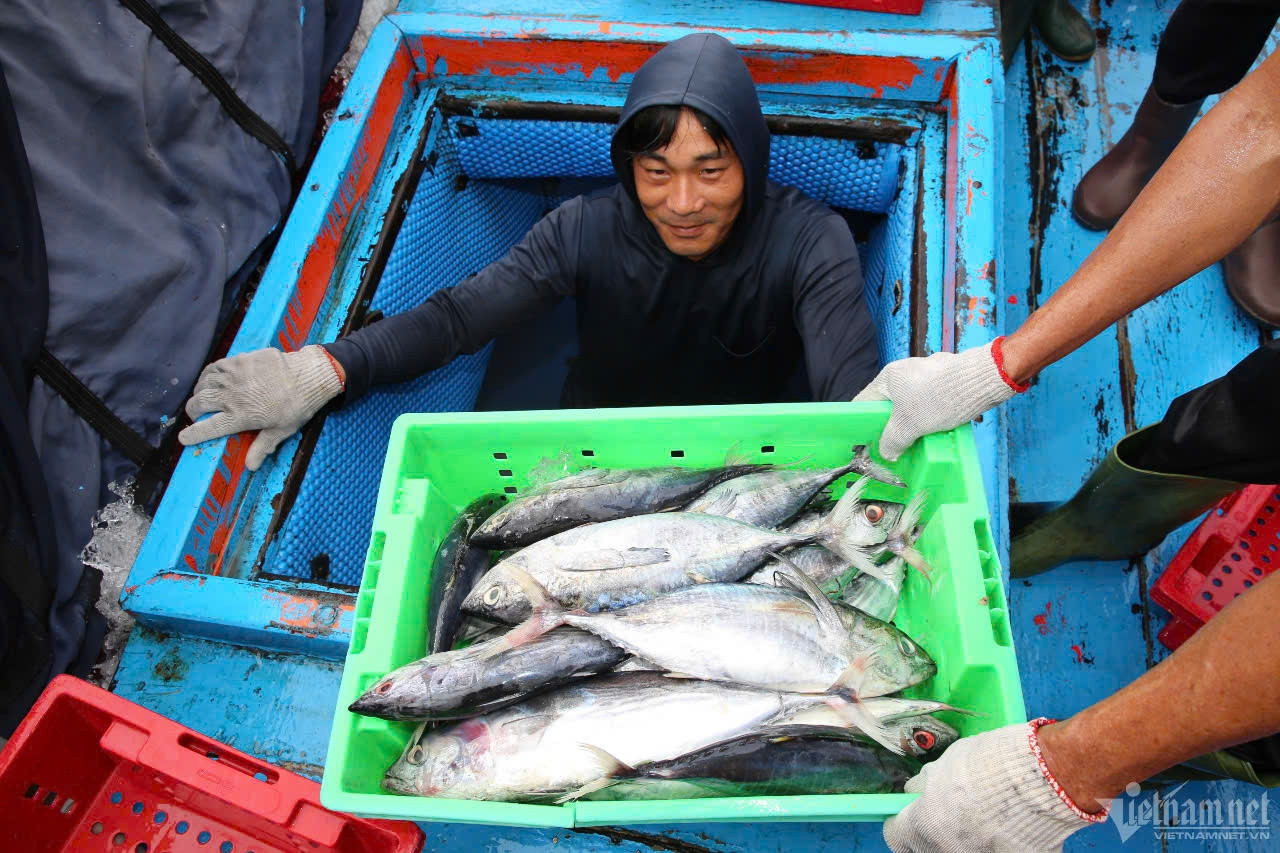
left=565, top=725, right=924, bottom=801
left=469, top=464, right=764, bottom=549
left=426, top=494, right=504, bottom=654
left=462, top=479, right=886, bottom=625
left=382, top=672, right=850, bottom=802
left=684, top=446, right=903, bottom=528
left=349, top=627, right=626, bottom=721
left=506, top=559, right=936, bottom=699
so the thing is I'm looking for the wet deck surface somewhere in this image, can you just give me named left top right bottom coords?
left=110, top=3, right=1278, bottom=851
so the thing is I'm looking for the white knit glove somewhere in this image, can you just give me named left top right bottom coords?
left=854, top=339, right=1024, bottom=461
left=179, top=345, right=344, bottom=471
left=883, top=720, right=1107, bottom=853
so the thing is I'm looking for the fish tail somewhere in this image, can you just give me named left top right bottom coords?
left=478, top=567, right=569, bottom=658
left=555, top=744, right=635, bottom=803
left=851, top=445, right=905, bottom=487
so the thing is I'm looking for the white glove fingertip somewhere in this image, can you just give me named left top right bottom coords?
left=178, top=412, right=235, bottom=447
left=245, top=426, right=295, bottom=471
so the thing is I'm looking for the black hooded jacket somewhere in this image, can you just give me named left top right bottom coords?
left=325, top=33, right=879, bottom=408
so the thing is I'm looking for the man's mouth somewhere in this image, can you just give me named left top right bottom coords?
left=665, top=222, right=708, bottom=238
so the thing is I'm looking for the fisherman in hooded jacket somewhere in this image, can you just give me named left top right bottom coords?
left=178, top=33, right=879, bottom=469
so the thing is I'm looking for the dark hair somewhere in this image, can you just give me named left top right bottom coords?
left=617, top=104, right=732, bottom=160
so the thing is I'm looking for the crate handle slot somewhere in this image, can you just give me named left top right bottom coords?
left=177, top=733, right=280, bottom=784
left=100, top=722, right=289, bottom=819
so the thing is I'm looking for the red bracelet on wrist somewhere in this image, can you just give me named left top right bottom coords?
left=1027, top=717, right=1109, bottom=824
left=991, top=336, right=1031, bottom=393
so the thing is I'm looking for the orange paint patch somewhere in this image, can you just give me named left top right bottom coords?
left=413, top=35, right=925, bottom=95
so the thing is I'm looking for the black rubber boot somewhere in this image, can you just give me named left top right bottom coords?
left=1072, top=86, right=1204, bottom=231
left=1010, top=426, right=1242, bottom=578
left=1000, top=0, right=1036, bottom=70
left=1032, top=0, right=1096, bottom=62
left=1224, top=219, right=1280, bottom=329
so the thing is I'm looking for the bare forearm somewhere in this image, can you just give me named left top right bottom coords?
left=1038, top=570, right=1280, bottom=811
left=1002, top=52, right=1280, bottom=385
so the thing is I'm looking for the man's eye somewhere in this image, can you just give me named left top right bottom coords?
left=647, top=169, right=668, bottom=177
left=701, top=168, right=722, bottom=177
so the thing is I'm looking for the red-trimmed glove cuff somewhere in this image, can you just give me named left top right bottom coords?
left=318, top=345, right=346, bottom=392
left=1027, top=717, right=1109, bottom=824
left=991, top=336, right=1031, bottom=393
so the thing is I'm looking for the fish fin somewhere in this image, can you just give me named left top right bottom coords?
left=556, top=745, right=633, bottom=803
left=478, top=568, right=567, bottom=658
left=850, top=444, right=906, bottom=487
left=887, top=491, right=934, bottom=584
left=662, top=671, right=700, bottom=679
left=767, top=551, right=845, bottom=638
left=557, top=547, right=671, bottom=571
left=820, top=481, right=899, bottom=587
left=685, top=569, right=713, bottom=584
left=823, top=693, right=907, bottom=757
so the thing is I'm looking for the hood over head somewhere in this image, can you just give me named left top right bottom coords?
left=610, top=33, right=771, bottom=225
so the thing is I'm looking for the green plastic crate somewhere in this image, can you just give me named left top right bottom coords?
left=321, top=403, right=1024, bottom=827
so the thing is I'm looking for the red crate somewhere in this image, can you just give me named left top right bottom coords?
left=0, top=675, right=423, bottom=853
left=1151, top=485, right=1280, bottom=651
left=766, top=0, right=925, bottom=14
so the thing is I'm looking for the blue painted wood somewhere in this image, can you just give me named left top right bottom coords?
left=112, top=627, right=344, bottom=782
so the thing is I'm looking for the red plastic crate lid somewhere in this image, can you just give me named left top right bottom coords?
left=0, top=676, right=422, bottom=853
left=1151, top=485, right=1280, bottom=649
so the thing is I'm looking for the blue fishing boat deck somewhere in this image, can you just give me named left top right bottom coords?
left=105, top=2, right=1277, bottom=851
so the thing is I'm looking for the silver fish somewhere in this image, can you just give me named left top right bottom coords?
left=566, top=724, right=926, bottom=802
left=469, top=464, right=764, bottom=549
left=513, top=559, right=935, bottom=699
left=462, top=479, right=881, bottom=625
left=745, top=486, right=932, bottom=593
left=426, top=494, right=504, bottom=654
left=684, top=446, right=903, bottom=528
left=349, top=627, right=625, bottom=721
left=382, top=672, right=844, bottom=802
left=840, top=557, right=908, bottom=623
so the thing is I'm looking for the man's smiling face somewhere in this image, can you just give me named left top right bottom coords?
left=631, top=108, right=745, bottom=261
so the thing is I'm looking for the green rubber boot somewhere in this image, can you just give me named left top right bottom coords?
left=1032, top=0, right=1096, bottom=63
left=1010, top=426, right=1242, bottom=578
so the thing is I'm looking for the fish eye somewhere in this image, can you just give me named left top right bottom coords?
left=897, top=635, right=916, bottom=655
left=913, top=729, right=936, bottom=750
left=483, top=585, right=503, bottom=605
left=376, top=680, right=393, bottom=694
left=863, top=504, right=884, bottom=524
left=407, top=744, right=426, bottom=765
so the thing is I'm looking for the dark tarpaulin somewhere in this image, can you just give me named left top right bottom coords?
left=0, top=0, right=359, bottom=732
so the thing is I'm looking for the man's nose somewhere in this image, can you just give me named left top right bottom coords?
left=666, top=175, right=703, bottom=217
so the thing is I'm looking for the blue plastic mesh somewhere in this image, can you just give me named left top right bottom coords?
left=862, top=144, right=918, bottom=365
left=454, top=119, right=614, bottom=179
left=269, top=123, right=549, bottom=585
left=451, top=118, right=901, bottom=214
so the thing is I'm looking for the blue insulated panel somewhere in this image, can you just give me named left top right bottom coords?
left=453, top=119, right=615, bottom=178
left=269, top=125, right=549, bottom=585
left=862, top=143, right=918, bottom=366
left=451, top=118, right=902, bottom=213
left=768, top=134, right=902, bottom=216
